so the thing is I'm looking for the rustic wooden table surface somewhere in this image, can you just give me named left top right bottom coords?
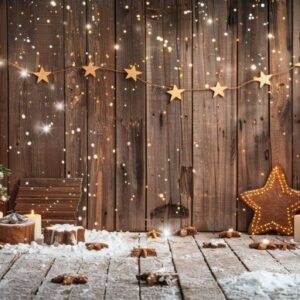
left=0, top=233, right=300, bottom=300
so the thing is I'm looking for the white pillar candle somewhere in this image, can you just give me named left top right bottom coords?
left=294, top=215, right=300, bottom=242
left=25, top=210, right=42, bottom=240
left=0, top=211, right=3, bottom=218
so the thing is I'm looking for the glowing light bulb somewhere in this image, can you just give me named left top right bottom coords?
left=41, top=124, right=52, bottom=134
left=163, top=228, right=171, bottom=237
left=20, top=69, right=29, bottom=78
left=54, top=102, right=64, bottom=111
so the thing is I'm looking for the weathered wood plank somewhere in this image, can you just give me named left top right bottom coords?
left=69, top=257, right=110, bottom=300
left=139, top=234, right=181, bottom=299
left=0, top=253, right=18, bottom=280
left=8, top=0, right=65, bottom=208
left=250, top=235, right=300, bottom=273
left=269, top=0, right=293, bottom=182
left=195, top=233, right=247, bottom=277
left=195, top=233, right=251, bottom=300
left=0, top=0, right=8, bottom=214
left=87, top=0, right=115, bottom=230
left=169, top=235, right=225, bottom=300
left=0, top=254, right=53, bottom=299
left=237, top=0, right=271, bottom=231
left=293, top=0, right=300, bottom=189
left=193, top=0, right=237, bottom=230
left=115, top=0, right=146, bottom=231
left=177, top=0, right=193, bottom=228
left=64, top=0, right=87, bottom=227
left=105, top=233, right=140, bottom=300
left=35, top=257, right=83, bottom=300
left=226, top=234, right=287, bottom=273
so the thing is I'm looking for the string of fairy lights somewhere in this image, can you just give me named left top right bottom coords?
left=1, top=59, right=300, bottom=102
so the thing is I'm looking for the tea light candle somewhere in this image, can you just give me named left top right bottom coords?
left=294, top=215, right=300, bottom=242
left=0, top=211, right=3, bottom=218
left=25, top=210, right=42, bottom=240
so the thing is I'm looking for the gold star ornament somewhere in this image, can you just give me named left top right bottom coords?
left=240, top=166, right=300, bottom=235
left=210, top=82, right=227, bottom=98
left=254, top=71, right=272, bottom=88
left=124, top=65, right=142, bottom=81
left=167, top=85, right=185, bottom=101
left=82, top=62, right=100, bottom=77
left=33, top=67, right=51, bottom=83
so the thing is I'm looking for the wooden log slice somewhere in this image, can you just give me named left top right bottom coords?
left=44, top=224, right=85, bottom=245
left=0, top=221, right=35, bottom=244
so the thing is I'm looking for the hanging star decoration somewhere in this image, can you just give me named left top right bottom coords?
left=33, top=66, right=51, bottom=83
left=240, top=165, right=300, bottom=235
left=124, top=65, right=142, bottom=81
left=210, top=82, right=227, bottom=98
left=167, top=85, right=185, bottom=101
left=254, top=71, right=272, bottom=88
left=82, top=62, right=100, bottom=77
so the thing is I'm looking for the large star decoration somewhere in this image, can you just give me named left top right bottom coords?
left=167, top=85, right=185, bottom=101
left=33, top=67, right=51, bottom=83
left=210, top=82, right=227, bottom=98
left=124, top=65, right=142, bottom=81
left=240, top=166, right=300, bottom=235
left=254, top=71, right=272, bottom=88
left=82, top=62, right=100, bottom=77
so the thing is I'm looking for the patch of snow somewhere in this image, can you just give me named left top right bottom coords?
left=207, top=239, right=227, bottom=247
left=1, top=230, right=137, bottom=257
left=220, top=270, right=300, bottom=298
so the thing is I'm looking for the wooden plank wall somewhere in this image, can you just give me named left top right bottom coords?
left=0, top=0, right=299, bottom=231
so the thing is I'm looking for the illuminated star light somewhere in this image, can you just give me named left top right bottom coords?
left=54, top=102, right=64, bottom=111
left=20, top=69, right=30, bottom=78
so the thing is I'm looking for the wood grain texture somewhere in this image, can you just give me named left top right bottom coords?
left=146, top=0, right=191, bottom=231
left=269, top=0, right=293, bottom=182
left=293, top=0, right=300, bottom=188
left=0, top=0, right=8, bottom=214
left=64, top=0, right=87, bottom=227
left=193, top=0, right=237, bottom=230
left=8, top=0, right=65, bottom=209
left=116, top=0, right=146, bottom=231
left=1, top=1, right=299, bottom=231
left=87, top=0, right=116, bottom=230
left=237, top=0, right=270, bottom=231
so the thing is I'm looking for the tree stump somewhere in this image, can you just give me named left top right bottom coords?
left=0, top=221, right=35, bottom=244
left=44, top=224, right=85, bottom=245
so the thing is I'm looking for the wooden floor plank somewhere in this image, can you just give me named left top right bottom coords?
left=169, top=235, right=225, bottom=300
left=0, top=254, right=53, bottom=300
left=225, top=234, right=287, bottom=274
left=0, top=253, right=18, bottom=280
left=105, top=233, right=140, bottom=300
left=69, top=257, right=110, bottom=300
left=139, top=234, right=181, bottom=300
left=250, top=235, right=300, bottom=274
left=35, top=257, right=83, bottom=300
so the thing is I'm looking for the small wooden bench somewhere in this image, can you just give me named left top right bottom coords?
left=15, top=178, right=83, bottom=228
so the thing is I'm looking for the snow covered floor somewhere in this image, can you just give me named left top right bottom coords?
left=0, top=232, right=300, bottom=299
